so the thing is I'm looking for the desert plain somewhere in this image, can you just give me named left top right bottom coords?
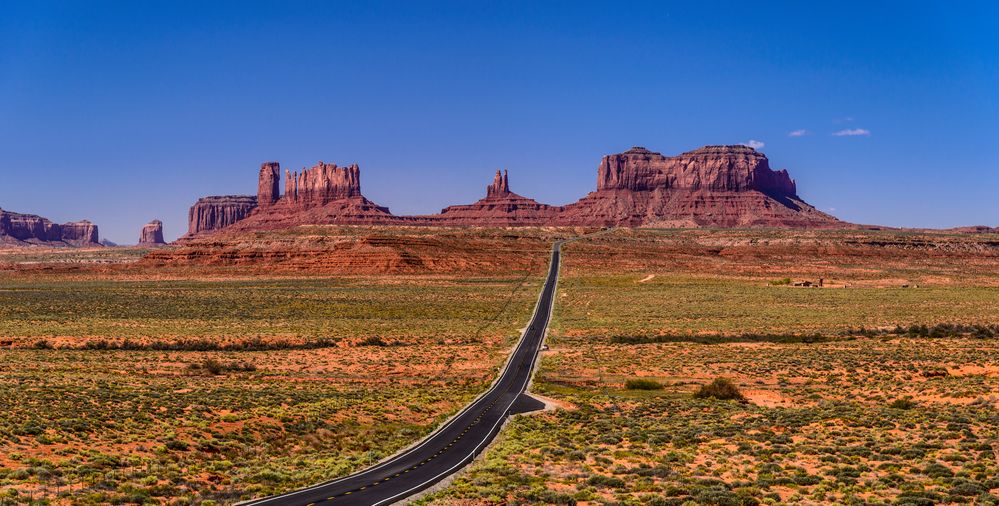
left=0, top=226, right=997, bottom=505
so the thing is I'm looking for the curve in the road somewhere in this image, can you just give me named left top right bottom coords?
left=244, top=241, right=564, bottom=506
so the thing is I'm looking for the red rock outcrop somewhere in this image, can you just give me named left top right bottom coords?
left=281, top=161, right=362, bottom=207
left=211, top=161, right=393, bottom=233
left=559, top=145, right=837, bottom=228
left=182, top=144, right=844, bottom=236
left=429, top=170, right=559, bottom=226
left=257, top=162, right=281, bottom=208
left=187, top=196, right=257, bottom=236
left=597, top=146, right=796, bottom=195
left=487, top=169, right=510, bottom=197
left=60, top=220, right=99, bottom=244
left=0, top=208, right=100, bottom=246
left=139, top=220, right=166, bottom=245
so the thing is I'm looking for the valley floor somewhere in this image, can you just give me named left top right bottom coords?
left=1, top=226, right=998, bottom=504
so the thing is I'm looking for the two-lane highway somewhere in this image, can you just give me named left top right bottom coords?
left=245, top=241, right=564, bottom=506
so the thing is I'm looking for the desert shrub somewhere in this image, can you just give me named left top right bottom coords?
left=768, top=278, right=792, bottom=286
left=924, top=462, right=954, bottom=478
left=610, top=333, right=832, bottom=345
left=32, top=339, right=53, bottom=349
left=625, top=378, right=663, bottom=390
left=948, top=480, right=985, bottom=497
left=202, top=359, right=223, bottom=375
left=921, top=368, right=949, bottom=378
left=889, top=398, right=918, bottom=410
left=846, top=323, right=999, bottom=339
left=78, top=337, right=341, bottom=351
left=187, top=359, right=255, bottom=375
left=519, top=488, right=577, bottom=505
left=164, top=440, right=189, bottom=451
left=693, top=377, right=746, bottom=402
left=357, top=335, right=389, bottom=347
left=586, top=475, right=625, bottom=488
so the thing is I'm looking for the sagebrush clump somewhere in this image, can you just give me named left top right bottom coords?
left=693, top=377, right=746, bottom=402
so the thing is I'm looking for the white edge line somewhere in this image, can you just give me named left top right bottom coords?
left=372, top=243, right=562, bottom=506
left=243, top=243, right=561, bottom=505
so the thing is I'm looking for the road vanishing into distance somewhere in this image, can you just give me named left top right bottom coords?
left=245, top=241, right=563, bottom=506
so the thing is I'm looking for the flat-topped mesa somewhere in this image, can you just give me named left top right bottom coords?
left=486, top=170, right=511, bottom=198
left=184, top=143, right=842, bottom=235
left=0, top=208, right=99, bottom=246
left=597, top=145, right=797, bottom=197
left=280, top=161, right=362, bottom=208
left=257, top=162, right=281, bottom=207
left=61, top=220, right=99, bottom=244
left=139, top=220, right=166, bottom=245
left=187, top=195, right=257, bottom=236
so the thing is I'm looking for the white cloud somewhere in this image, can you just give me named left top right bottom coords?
left=741, top=139, right=765, bottom=149
left=832, top=128, right=870, bottom=137
left=788, top=129, right=809, bottom=137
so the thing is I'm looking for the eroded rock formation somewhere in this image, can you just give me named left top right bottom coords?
left=487, top=169, right=510, bottom=197
left=182, top=144, right=843, bottom=237
left=257, top=162, right=281, bottom=208
left=0, top=208, right=100, bottom=246
left=431, top=170, right=559, bottom=226
left=187, top=196, right=257, bottom=235
left=597, top=146, right=796, bottom=195
left=139, top=220, right=166, bottom=245
left=560, top=145, right=836, bottom=228
left=282, top=161, right=362, bottom=207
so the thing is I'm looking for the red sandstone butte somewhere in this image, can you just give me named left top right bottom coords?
left=182, top=144, right=843, bottom=237
left=138, top=219, right=166, bottom=246
left=428, top=170, right=559, bottom=226
left=0, top=208, right=100, bottom=246
left=560, top=146, right=838, bottom=228
left=187, top=195, right=258, bottom=236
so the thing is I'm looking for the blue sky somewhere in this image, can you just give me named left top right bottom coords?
left=1, top=1, right=997, bottom=242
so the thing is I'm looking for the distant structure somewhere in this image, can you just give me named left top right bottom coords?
left=0, top=208, right=99, bottom=246
left=182, top=144, right=843, bottom=238
left=257, top=162, right=281, bottom=208
left=486, top=169, right=510, bottom=197
left=138, top=220, right=166, bottom=246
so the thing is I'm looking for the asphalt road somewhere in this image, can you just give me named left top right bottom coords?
left=245, top=241, right=563, bottom=506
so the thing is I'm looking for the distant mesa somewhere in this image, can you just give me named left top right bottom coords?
left=138, top=219, right=166, bottom=246
left=188, top=195, right=258, bottom=236
left=945, top=225, right=999, bottom=234
left=182, top=144, right=843, bottom=237
left=0, top=208, right=99, bottom=247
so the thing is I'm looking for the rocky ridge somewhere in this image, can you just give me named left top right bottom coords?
left=183, top=144, right=844, bottom=237
left=187, top=196, right=258, bottom=236
left=0, top=208, right=99, bottom=246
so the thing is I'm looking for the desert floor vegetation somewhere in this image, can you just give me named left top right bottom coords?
left=2, top=227, right=998, bottom=504
left=424, top=228, right=999, bottom=505
left=0, top=236, right=547, bottom=503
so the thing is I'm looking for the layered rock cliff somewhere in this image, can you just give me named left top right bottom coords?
left=182, top=144, right=843, bottom=236
left=257, top=162, right=281, bottom=208
left=597, top=145, right=796, bottom=196
left=187, top=196, right=257, bottom=235
left=139, top=220, right=166, bottom=245
left=283, top=161, right=363, bottom=207
left=431, top=170, right=559, bottom=226
left=561, top=145, right=837, bottom=228
left=0, top=208, right=100, bottom=246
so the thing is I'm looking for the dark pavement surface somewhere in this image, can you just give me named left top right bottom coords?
left=245, top=242, right=562, bottom=506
